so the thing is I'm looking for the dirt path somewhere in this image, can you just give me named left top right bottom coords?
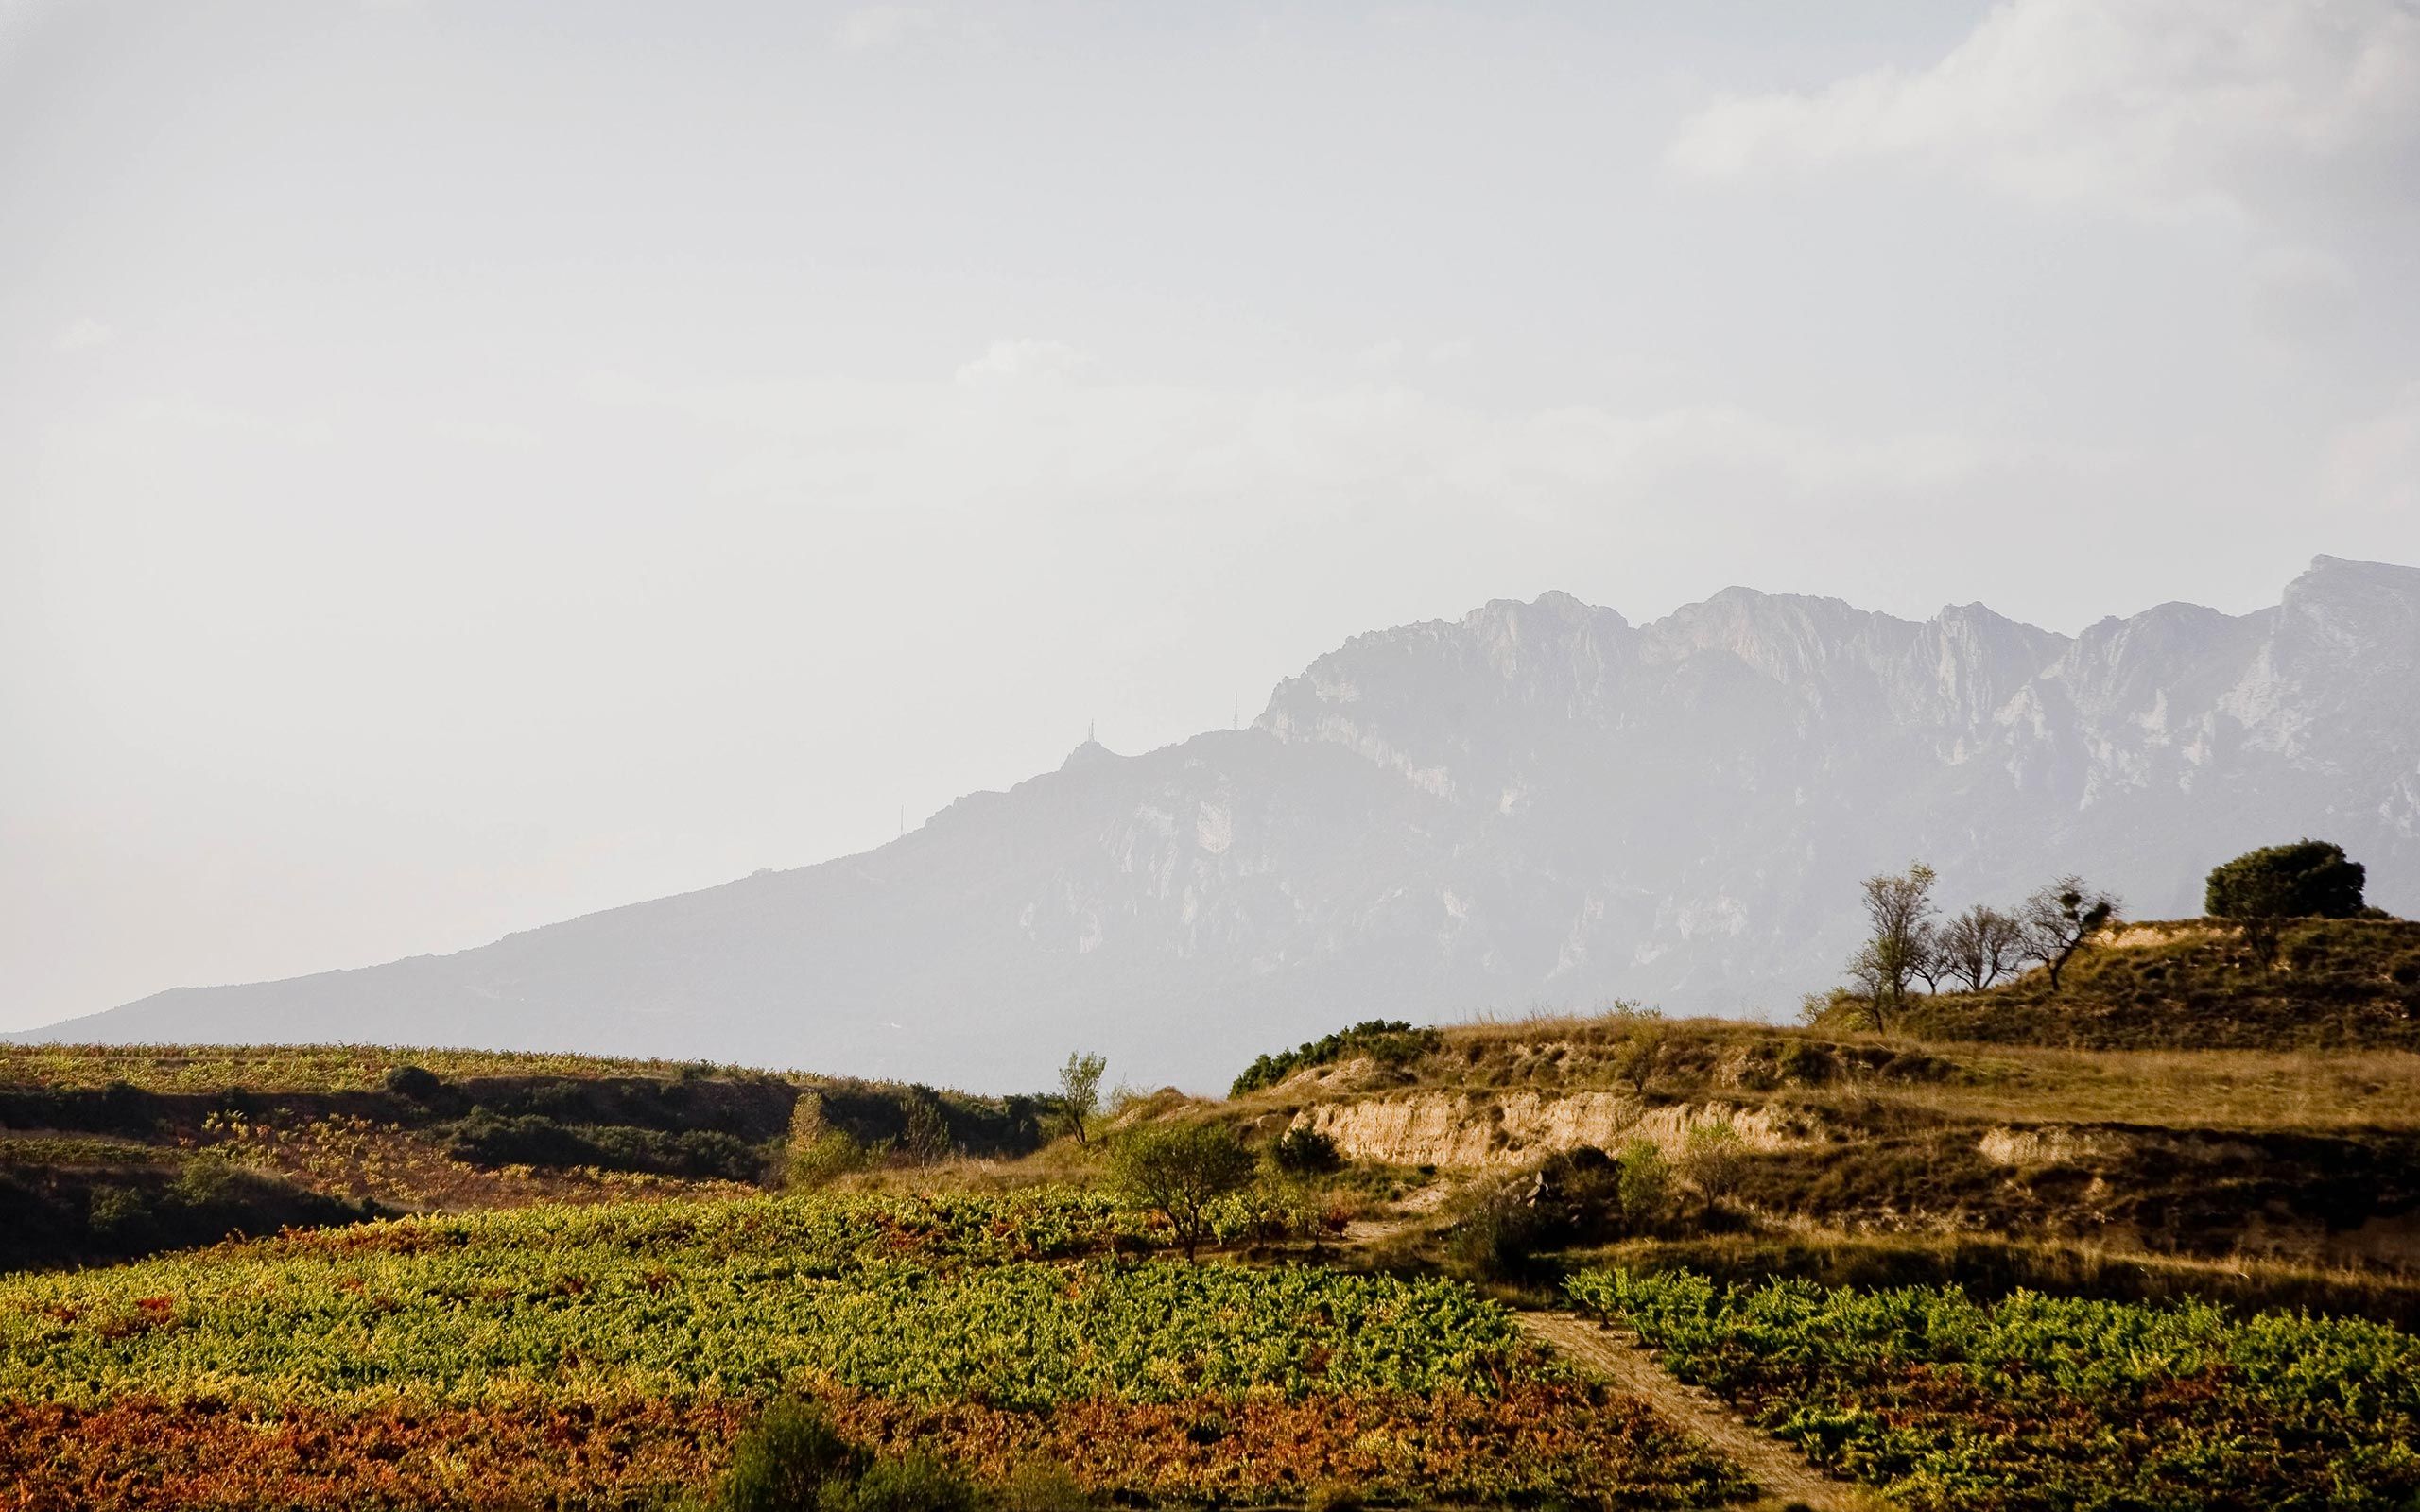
left=1515, top=1311, right=1888, bottom=1512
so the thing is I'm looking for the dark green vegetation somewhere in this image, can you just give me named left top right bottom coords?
left=0, top=1136, right=378, bottom=1272
left=1230, top=1020, right=1444, bottom=1096
left=1571, top=1266, right=2420, bottom=1512
left=0, top=1045, right=1051, bottom=1271
left=2207, top=838, right=2371, bottom=921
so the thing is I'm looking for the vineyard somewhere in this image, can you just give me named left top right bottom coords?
left=1568, top=1266, right=2420, bottom=1512
left=0, top=1191, right=1743, bottom=1509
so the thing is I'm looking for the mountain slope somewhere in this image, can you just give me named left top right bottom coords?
left=24, top=557, right=2420, bottom=1092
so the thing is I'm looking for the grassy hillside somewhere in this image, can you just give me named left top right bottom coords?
left=1220, top=1006, right=2420, bottom=1320
left=0, top=1044, right=1047, bottom=1271
left=1833, top=916, right=2420, bottom=1050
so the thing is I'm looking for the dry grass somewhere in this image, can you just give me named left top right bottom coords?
left=1274, top=1005, right=2420, bottom=1136
left=1836, top=1045, right=2420, bottom=1132
left=0, top=1042, right=765, bottom=1094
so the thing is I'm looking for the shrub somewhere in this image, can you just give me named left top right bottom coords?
left=718, top=1399, right=859, bottom=1512
left=383, top=1064, right=444, bottom=1102
left=670, top=1128, right=764, bottom=1181
left=821, top=1452, right=977, bottom=1512
left=1306, top=1482, right=1367, bottom=1512
left=1443, top=1176, right=1546, bottom=1283
left=901, top=1086, right=956, bottom=1166
left=1610, top=1022, right=1667, bottom=1095
left=786, top=1130, right=868, bottom=1189
left=991, top=1461, right=1096, bottom=1512
left=444, top=1108, right=596, bottom=1169
left=86, top=1184, right=150, bottom=1240
left=1616, top=1139, right=1671, bottom=1226
left=1681, top=1122, right=1748, bottom=1205
left=1270, top=1126, right=1342, bottom=1175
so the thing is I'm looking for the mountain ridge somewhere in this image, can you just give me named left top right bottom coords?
left=22, top=556, right=2418, bottom=1092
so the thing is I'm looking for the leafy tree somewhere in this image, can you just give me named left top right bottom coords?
left=1843, top=862, right=1939, bottom=1030
left=2018, top=875, right=2120, bottom=990
left=1109, top=1122, right=1253, bottom=1260
left=2207, top=841, right=2368, bottom=967
left=900, top=1085, right=955, bottom=1166
left=1055, top=1052, right=1107, bottom=1146
left=1936, top=903, right=2024, bottom=992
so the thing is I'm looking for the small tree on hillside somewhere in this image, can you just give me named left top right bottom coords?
left=2206, top=841, right=2368, bottom=968
left=1110, top=1123, right=1253, bottom=1260
left=1055, top=1052, right=1107, bottom=1146
left=1844, top=862, right=1939, bottom=1031
left=1937, top=903, right=2024, bottom=992
left=2018, top=876, right=2120, bottom=991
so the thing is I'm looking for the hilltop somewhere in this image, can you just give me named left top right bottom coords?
left=1815, top=915, right=2420, bottom=1050
left=21, top=555, right=2420, bottom=1091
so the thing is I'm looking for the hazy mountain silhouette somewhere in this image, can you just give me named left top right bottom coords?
left=24, top=556, right=2419, bottom=1092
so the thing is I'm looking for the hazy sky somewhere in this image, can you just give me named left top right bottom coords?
left=6, top=1, right=2418, bottom=1030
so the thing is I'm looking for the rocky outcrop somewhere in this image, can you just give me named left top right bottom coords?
left=1291, top=1091, right=1814, bottom=1169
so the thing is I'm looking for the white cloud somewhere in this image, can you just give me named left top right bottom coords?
left=582, top=358, right=2004, bottom=520
left=53, top=316, right=113, bottom=353
left=2325, top=384, right=2420, bottom=516
left=832, top=6, right=934, bottom=53
left=1668, top=0, right=2420, bottom=222
left=951, top=338, right=1092, bottom=386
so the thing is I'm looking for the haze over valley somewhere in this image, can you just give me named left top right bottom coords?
left=26, top=554, right=2414, bottom=1091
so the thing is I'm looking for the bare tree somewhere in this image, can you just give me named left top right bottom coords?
left=1937, top=903, right=2024, bottom=992
left=1055, top=1051, right=1107, bottom=1145
left=2018, top=876, right=2121, bottom=991
left=1909, top=919, right=1951, bottom=995
left=1843, top=862, right=1939, bottom=1030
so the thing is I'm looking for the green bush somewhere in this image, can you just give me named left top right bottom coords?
left=1443, top=1177, right=1546, bottom=1283
left=989, top=1460, right=1096, bottom=1512
left=1616, top=1140, right=1671, bottom=1225
left=383, top=1064, right=444, bottom=1102
left=2206, top=840, right=2367, bottom=920
left=821, top=1452, right=977, bottom=1512
left=1270, top=1126, right=1342, bottom=1175
left=1229, top=1021, right=1443, bottom=1096
left=786, top=1130, right=869, bottom=1189
left=718, top=1399, right=860, bottom=1512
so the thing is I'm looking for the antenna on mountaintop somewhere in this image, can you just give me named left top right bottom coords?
left=1087, top=718, right=1096, bottom=745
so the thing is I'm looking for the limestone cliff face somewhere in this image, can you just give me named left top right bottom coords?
left=1290, top=1090, right=1812, bottom=1169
